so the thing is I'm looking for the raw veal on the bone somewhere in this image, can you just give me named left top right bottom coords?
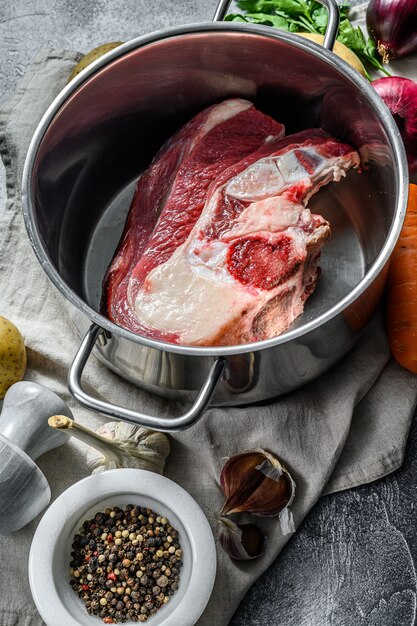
left=104, top=99, right=285, bottom=336
left=104, top=102, right=360, bottom=346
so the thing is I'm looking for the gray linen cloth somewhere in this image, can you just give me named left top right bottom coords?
left=1, top=27, right=417, bottom=626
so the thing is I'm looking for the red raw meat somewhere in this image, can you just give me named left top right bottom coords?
left=129, top=129, right=360, bottom=345
left=104, top=99, right=285, bottom=335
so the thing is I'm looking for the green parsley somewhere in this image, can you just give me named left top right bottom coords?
left=225, top=0, right=391, bottom=80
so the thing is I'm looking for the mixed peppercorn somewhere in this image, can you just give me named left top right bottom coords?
left=69, top=504, right=183, bottom=623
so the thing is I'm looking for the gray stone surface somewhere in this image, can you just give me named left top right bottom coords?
left=0, top=0, right=219, bottom=103
left=2, top=1, right=417, bottom=625
left=0, top=0, right=219, bottom=214
left=231, top=421, right=417, bottom=625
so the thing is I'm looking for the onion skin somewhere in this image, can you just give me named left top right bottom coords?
left=372, top=77, right=417, bottom=174
left=367, top=0, right=417, bottom=63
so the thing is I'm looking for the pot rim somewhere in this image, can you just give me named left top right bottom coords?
left=22, top=21, right=408, bottom=357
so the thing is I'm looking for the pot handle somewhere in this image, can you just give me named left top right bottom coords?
left=68, top=324, right=225, bottom=432
left=213, top=0, right=339, bottom=50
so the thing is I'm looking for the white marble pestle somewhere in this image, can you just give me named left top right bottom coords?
left=0, top=381, right=72, bottom=534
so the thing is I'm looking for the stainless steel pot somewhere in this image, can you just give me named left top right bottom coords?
left=22, top=0, right=408, bottom=431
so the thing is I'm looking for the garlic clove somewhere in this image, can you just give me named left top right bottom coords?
left=217, top=516, right=265, bottom=560
left=48, top=416, right=170, bottom=475
left=220, top=449, right=295, bottom=517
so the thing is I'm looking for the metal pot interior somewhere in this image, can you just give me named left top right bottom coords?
left=28, top=26, right=404, bottom=349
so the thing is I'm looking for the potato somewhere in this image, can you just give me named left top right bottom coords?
left=298, top=33, right=367, bottom=77
left=68, top=42, right=124, bottom=83
left=0, top=316, right=27, bottom=399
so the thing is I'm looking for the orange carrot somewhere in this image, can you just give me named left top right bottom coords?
left=387, top=183, right=417, bottom=373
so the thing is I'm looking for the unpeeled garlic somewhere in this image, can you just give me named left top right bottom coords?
left=220, top=449, right=295, bottom=517
left=217, top=516, right=265, bottom=560
left=48, top=416, right=170, bottom=474
left=217, top=449, right=296, bottom=561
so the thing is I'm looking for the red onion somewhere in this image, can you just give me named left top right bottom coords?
left=372, top=77, right=417, bottom=174
left=367, top=0, right=417, bottom=63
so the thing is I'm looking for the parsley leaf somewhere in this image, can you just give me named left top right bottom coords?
left=237, top=0, right=310, bottom=15
left=226, top=12, right=292, bottom=29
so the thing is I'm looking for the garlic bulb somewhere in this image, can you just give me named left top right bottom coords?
left=48, top=416, right=170, bottom=474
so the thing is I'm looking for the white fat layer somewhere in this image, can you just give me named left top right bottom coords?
left=134, top=254, right=254, bottom=343
left=200, top=99, right=253, bottom=135
left=187, top=240, right=234, bottom=283
left=224, top=198, right=305, bottom=239
left=283, top=228, right=308, bottom=258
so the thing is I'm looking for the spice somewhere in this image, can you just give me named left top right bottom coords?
left=69, top=505, right=183, bottom=623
